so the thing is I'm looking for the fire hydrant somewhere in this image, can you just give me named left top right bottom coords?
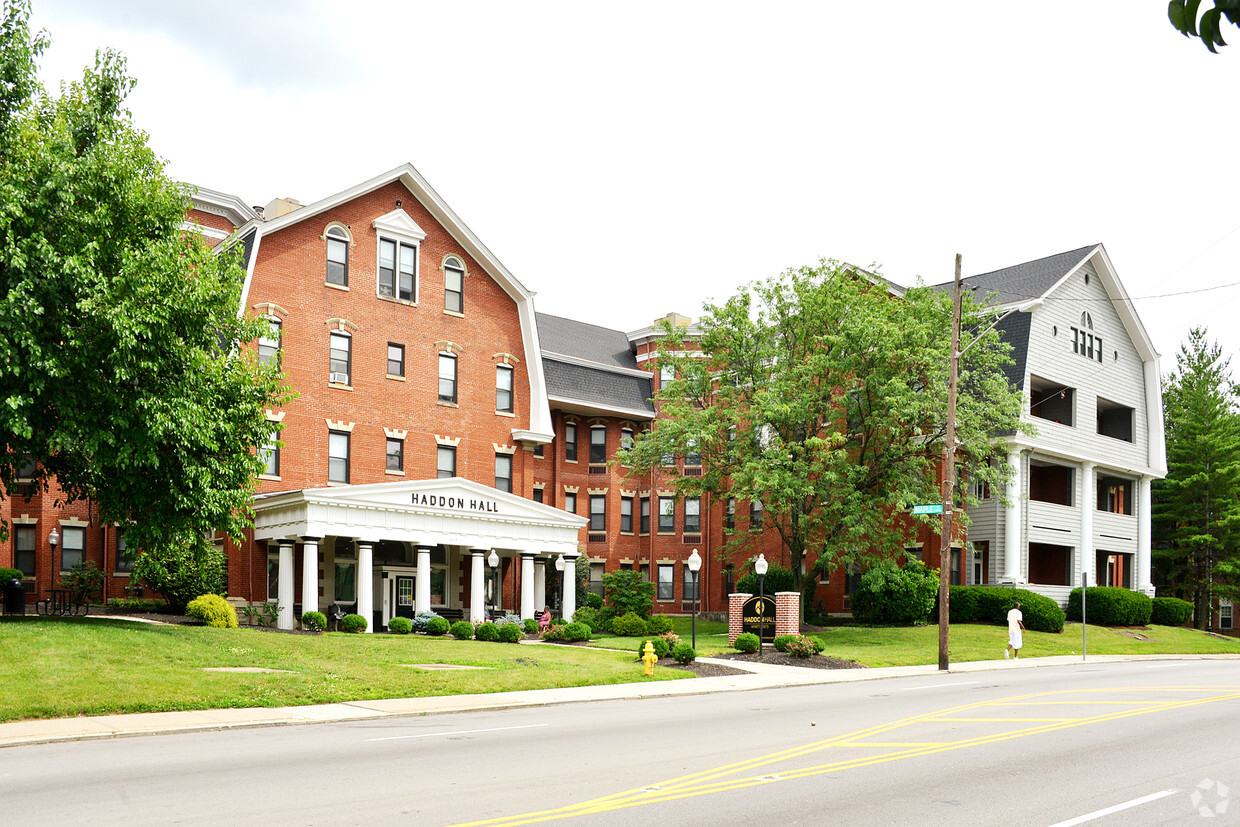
left=641, top=640, right=659, bottom=676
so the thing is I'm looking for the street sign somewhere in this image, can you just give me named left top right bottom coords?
left=911, top=503, right=944, bottom=515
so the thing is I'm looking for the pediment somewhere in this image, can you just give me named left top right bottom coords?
left=372, top=208, right=427, bottom=242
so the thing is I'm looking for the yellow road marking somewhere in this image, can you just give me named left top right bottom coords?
left=450, top=687, right=1240, bottom=827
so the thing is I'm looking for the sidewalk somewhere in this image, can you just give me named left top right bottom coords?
left=4, top=653, right=1235, bottom=749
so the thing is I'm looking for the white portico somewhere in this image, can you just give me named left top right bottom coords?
left=252, top=478, right=586, bottom=631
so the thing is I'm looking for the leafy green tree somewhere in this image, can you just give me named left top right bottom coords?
left=617, top=260, right=1023, bottom=609
left=1169, top=0, right=1240, bottom=53
left=601, top=569, right=655, bottom=617
left=131, top=530, right=228, bottom=614
left=0, top=1, right=288, bottom=550
left=1152, top=328, right=1240, bottom=628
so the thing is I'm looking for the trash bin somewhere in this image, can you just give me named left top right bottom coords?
left=3, top=578, right=25, bottom=615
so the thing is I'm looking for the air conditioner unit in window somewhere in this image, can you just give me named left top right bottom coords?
left=329, top=372, right=350, bottom=385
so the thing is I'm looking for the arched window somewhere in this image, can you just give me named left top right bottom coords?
left=326, top=226, right=350, bottom=286
left=444, top=256, right=464, bottom=313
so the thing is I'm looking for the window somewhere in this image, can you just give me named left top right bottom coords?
left=589, top=495, right=606, bottom=531
left=590, top=426, right=607, bottom=464
left=267, top=552, right=280, bottom=601
left=335, top=560, right=356, bottom=604
left=533, top=487, right=544, bottom=503
left=685, top=439, right=701, bottom=467
left=61, top=527, right=84, bottom=571
left=660, top=363, right=674, bottom=388
left=1071, top=314, right=1103, bottom=364
left=496, top=364, right=514, bottom=412
left=326, top=227, right=349, bottom=286
left=750, top=500, right=763, bottom=529
left=444, top=257, right=464, bottom=313
left=565, top=423, right=578, bottom=462
left=329, top=332, right=352, bottom=385
left=657, top=564, right=674, bottom=600
left=658, top=497, right=676, bottom=533
left=1222, top=600, right=1234, bottom=631
left=386, top=438, right=404, bottom=472
left=589, top=563, right=605, bottom=597
left=684, top=498, right=701, bottom=534
left=640, top=497, right=650, bottom=534
left=379, top=238, right=416, bottom=301
left=115, top=533, right=134, bottom=574
left=495, top=453, right=512, bottom=493
left=620, top=427, right=634, bottom=451
left=258, top=318, right=281, bottom=368
left=261, top=435, right=280, bottom=477
left=438, top=353, right=457, bottom=403
left=564, top=492, right=577, bottom=514
left=14, top=526, right=35, bottom=576
left=534, top=443, right=544, bottom=458
left=950, top=548, right=962, bottom=586
left=620, top=496, right=634, bottom=533
left=683, top=564, right=699, bottom=601
left=725, top=497, right=736, bottom=530
left=328, top=430, right=350, bottom=483
left=387, top=343, right=405, bottom=377
left=437, top=445, right=456, bottom=479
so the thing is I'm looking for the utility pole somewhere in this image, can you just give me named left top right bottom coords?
left=938, top=254, right=963, bottom=672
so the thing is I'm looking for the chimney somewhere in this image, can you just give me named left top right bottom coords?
left=263, top=197, right=302, bottom=219
left=660, top=312, right=692, bottom=328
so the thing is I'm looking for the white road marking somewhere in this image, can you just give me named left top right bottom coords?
left=1047, top=789, right=1178, bottom=826
left=1143, top=664, right=1176, bottom=669
left=899, top=681, right=980, bottom=691
left=366, top=723, right=548, bottom=742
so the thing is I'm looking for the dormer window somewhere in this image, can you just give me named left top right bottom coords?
left=326, top=226, right=349, bottom=286
left=372, top=208, right=426, bottom=305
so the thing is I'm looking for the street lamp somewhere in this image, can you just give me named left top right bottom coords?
left=488, top=550, right=500, bottom=616
left=755, top=553, right=768, bottom=660
left=48, top=527, right=60, bottom=548
left=554, top=554, right=565, bottom=614
left=687, top=549, right=702, bottom=650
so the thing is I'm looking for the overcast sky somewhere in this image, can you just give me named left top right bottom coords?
left=26, top=1, right=1240, bottom=370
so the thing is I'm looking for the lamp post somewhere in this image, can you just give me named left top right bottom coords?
left=48, top=527, right=59, bottom=572
left=488, top=550, right=500, bottom=617
left=554, top=554, right=565, bottom=615
left=755, top=553, right=768, bottom=660
left=687, top=549, right=702, bottom=650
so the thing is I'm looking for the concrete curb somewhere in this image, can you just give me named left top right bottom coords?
left=3, top=653, right=1236, bottom=748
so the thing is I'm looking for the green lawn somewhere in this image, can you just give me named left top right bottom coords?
left=0, top=616, right=687, bottom=723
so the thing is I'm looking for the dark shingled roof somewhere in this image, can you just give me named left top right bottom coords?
left=542, top=359, right=655, bottom=415
left=536, top=313, right=640, bottom=371
left=936, top=244, right=1099, bottom=305
left=994, top=310, right=1031, bottom=390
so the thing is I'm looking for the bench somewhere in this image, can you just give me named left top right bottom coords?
left=437, top=608, right=464, bottom=622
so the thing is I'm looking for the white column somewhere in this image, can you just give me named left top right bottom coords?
left=1137, top=475, right=1154, bottom=594
left=300, top=536, right=320, bottom=616
left=533, top=558, right=547, bottom=615
left=562, top=553, right=578, bottom=621
left=470, top=549, right=487, bottom=623
left=415, top=546, right=432, bottom=614
left=277, top=541, right=295, bottom=630
left=1080, top=463, right=1095, bottom=586
left=520, top=552, right=535, bottom=619
left=1003, top=448, right=1024, bottom=583
left=357, top=541, right=374, bottom=634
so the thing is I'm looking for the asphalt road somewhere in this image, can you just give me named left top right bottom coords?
left=2, top=659, right=1237, bottom=826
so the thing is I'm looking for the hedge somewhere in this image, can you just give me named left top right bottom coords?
left=850, top=561, right=938, bottom=625
left=946, top=586, right=1065, bottom=633
left=1065, top=587, right=1152, bottom=626
left=1151, top=596, right=1194, bottom=627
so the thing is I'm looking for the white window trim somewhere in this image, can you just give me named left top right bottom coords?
left=372, top=209, right=426, bottom=306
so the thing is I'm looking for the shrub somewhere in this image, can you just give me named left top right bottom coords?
left=185, top=593, right=237, bottom=628
left=785, top=635, right=819, bottom=658
left=850, top=561, right=938, bottom=625
left=301, top=611, right=327, bottom=632
left=644, top=614, right=673, bottom=635
left=541, top=623, right=566, bottom=641
left=411, top=610, right=443, bottom=634
left=734, top=632, right=760, bottom=653
left=946, top=586, right=1065, bottom=633
left=550, top=616, right=567, bottom=626
left=523, top=618, right=539, bottom=634
left=584, top=593, right=604, bottom=609
left=658, top=631, right=681, bottom=651
left=474, top=621, right=500, bottom=642
left=1151, top=596, right=1194, bottom=626
left=603, top=569, right=655, bottom=618
left=573, top=606, right=613, bottom=634
left=59, top=560, right=104, bottom=601
left=773, top=634, right=797, bottom=653
left=562, top=621, right=591, bottom=642
left=498, top=623, right=523, bottom=643
left=450, top=620, right=475, bottom=640
left=735, top=563, right=795, bottom=596
left=671, top=642, right=696, bottom=664
left=496, top=613, right=525, bottom=628
left=426, top=617, right=451, bottom=636
left=388, top=616, right=412, bottom=634
left=1065, top=587, right=1152, bottom=627
left=0, top=567, right=23, bottom=582
left=639, top=637, right=671, bottom=659
left=132, top=530, right=227, bottom=614
left=340, top=613, right=368, bottom=633
left=610, top=611, right=648, bottom=637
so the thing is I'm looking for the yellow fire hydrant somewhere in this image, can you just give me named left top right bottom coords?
left=641, top=640, right=659, bottom=676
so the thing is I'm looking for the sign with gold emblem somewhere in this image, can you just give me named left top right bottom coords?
left=741, top=595, right=775, bottom=642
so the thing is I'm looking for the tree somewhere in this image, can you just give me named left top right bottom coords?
left=0, top=1, right=288, bottom=552
left=1169, top=0, right=1240, bottom=52
left=617, top=260, right=1023, bottom=608
left=1152, top=328, right=1240, bottom=628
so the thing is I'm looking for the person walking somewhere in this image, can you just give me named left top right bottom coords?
left=1005, top=601, right=1025, bottom=659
